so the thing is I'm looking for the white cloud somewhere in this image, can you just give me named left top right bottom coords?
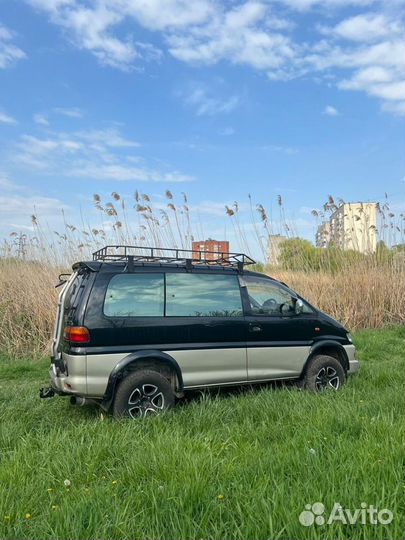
left=0, top=24, right=26, bottom=69
left=13, top=127, right=194, bottom=183
left=26, top=0, right=164, bottom=70
left=323, top=105, right=339, bottom=116
left=33, top=113, right=49, bottom=126
left=167, top=2, right=297, bottom=71
left=24, top=0, right=405, bottom=114
left=0, top=173, right=21, bottom=191
left=0, top=194, right=66, bottom=216
left=0, top=172, right=68, bottom=234
left=0, top=110, right=17, bottom=124
left=273, top=0, right=377, bottom=10
left=180, top=83, right=240, bottom=116
left=53, top=107, right=84, bottom=118
left=324, top=13, right=401, bottom=42
left=121, top=0, right=214, bottom=31
left=75, top=128, right=140, bottom=148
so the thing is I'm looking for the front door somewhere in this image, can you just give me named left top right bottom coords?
left=242, top=275, right=318, bottom=380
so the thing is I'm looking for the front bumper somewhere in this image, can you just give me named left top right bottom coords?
left=344, top=344, right=359, bottom=375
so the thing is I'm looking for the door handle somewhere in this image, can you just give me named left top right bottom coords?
left=249, top=324, right=262, bottom=333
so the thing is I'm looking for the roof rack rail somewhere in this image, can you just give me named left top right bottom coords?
left=92, top=245, right=255, bottom=271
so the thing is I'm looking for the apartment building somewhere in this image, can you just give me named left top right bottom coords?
left=191, top=239, right=229, bottom=261
left=315, top=222, right=331, bottom=249
left=316, top=202, right=377, bottom=253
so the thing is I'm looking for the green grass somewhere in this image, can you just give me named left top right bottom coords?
left=0, top=327, right=404, bottom=540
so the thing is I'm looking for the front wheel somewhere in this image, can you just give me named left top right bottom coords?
left=113, top=370, right=175, bottom=419
left=301, top=355, right=346, bottom=392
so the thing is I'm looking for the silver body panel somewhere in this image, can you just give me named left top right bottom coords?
left=86, top=347, right=248, bottom=396
left=168, top=348, right=247, bottom=387
left=247, top=346, right=310, bottom=380
left=51, top=344, right=358, bottom=398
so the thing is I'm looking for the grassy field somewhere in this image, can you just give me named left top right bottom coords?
left=0, top=326, right=404, bottom=540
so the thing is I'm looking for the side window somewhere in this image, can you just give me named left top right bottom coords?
left=104, top=274, right=164, bottom=317
left=166, top=273, right=243, bottom=317
left=245, top=276, right=297, bottom=316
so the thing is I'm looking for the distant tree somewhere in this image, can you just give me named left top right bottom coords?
left=279, top=238, right=319, bottom=271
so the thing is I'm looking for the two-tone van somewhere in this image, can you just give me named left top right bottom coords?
left=40, top=245, right=359, bottom=418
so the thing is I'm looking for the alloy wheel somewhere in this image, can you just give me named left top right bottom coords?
left=127, top=384, right=165, bottom=418
left=315, top=366, right=340, bottom=391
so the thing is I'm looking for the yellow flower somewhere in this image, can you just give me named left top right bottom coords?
left=112, top=480, right=118, bottom=485
left=217, top=494, right=224, bottom=501
left=51, top=505, right=59, bottom=511
left=24, top=513, right=32, bottom=520
left=47, top=488, right=53, bottom=493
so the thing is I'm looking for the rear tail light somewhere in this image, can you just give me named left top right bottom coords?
left=63, top=326, right=90, bottom=344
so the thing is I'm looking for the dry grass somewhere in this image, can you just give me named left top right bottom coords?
left=0, top=258, right=403, bottom=359
left=0, top=260, right=59, bottom=358
left=0, top=190, right=404, bottom=358
left=274, top=264, right=404, bottom=331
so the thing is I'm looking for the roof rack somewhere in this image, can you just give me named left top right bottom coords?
left=92, top=245, right=255, bottom=271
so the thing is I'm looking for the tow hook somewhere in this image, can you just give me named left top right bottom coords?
left=39, top=387, right=55, bottom=399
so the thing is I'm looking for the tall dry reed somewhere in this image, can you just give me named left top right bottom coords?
left=0, top=191, right=403, bottom=358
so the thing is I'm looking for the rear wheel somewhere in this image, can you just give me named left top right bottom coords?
left=113, top=370, right=174, bottom=419
left=302, top=355, right=346, bottom=392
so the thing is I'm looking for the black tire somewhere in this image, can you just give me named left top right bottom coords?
left=302, top=355, right=346, bottom=392
left=113, top=370, right=175, bottom=419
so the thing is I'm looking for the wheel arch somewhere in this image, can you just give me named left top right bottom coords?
left=301, top=340, right=349, bottom=378
left=101, top=350, right=184, bottom=410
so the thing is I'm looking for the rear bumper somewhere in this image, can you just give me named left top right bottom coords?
left=49, top=365, right=70, bottom=395
left=49, top=353, right=87, bottom=395
left=344, top=344, right=359, bottom=375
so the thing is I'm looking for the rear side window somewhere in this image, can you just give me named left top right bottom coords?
left=166, top=273, right=242, bottom=317
left=104, top=274, right=164, bottom=317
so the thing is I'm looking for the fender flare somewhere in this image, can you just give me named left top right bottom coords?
left=301, top=340, right=349, bottom=377
left=101, top=350, right=184, bottom=410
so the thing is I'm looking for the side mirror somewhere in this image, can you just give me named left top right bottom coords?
left=295, top=299, right=304, bottom=315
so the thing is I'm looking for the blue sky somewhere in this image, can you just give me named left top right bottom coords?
left=0, top=0, right=404, bottom=255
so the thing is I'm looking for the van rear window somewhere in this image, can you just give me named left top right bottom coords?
left=104, top=274, right=164, bottom=317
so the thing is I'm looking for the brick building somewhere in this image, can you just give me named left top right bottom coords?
left=192, top=239, right=230, bottom=261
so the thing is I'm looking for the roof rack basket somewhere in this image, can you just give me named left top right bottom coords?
left=92, top=245, right=255, bottom=271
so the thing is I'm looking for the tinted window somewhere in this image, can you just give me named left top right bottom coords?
left=245, top=276, right=294, bottom=315
left=166, top=273, right=242, bottom=317
left=245, top=276, right=313, bottom=316
left=104, top=274, right=164, bottom=317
